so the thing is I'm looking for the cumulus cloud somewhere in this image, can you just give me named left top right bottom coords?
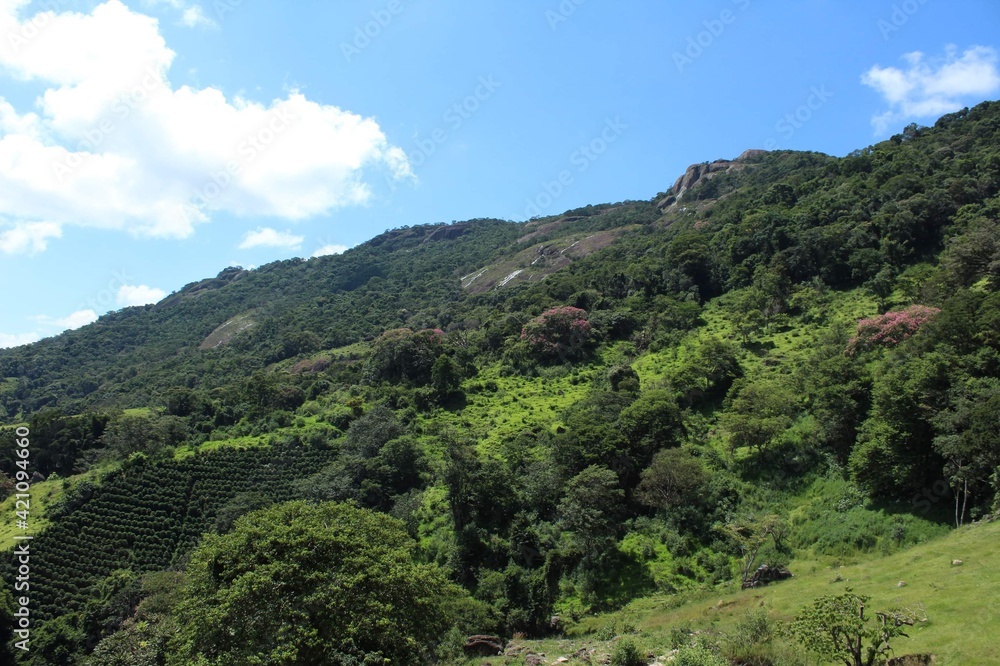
left=0, top=0, right=411, bottom=249
left=0, top=221, right=62, bottom=254
left=312, top=244, right=349, bottom=258
left=55, top=309, right=99, bottom=329
left=239, top=227, right=304, bottom=250
left=862, top=45, right=1000, bottom=133
left=116, top=284, right=167, bottom=307
left=0, top=332, right=39, bottom=349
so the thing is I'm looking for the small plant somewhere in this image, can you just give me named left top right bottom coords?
left=787, top=592, right=922, bottom=666
left=610, top=638, right=645, bottom=666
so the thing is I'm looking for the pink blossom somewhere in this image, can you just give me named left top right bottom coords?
left=846, top=305, right=940, bottom=355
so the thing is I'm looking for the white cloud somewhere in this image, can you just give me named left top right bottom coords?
left=144, top=0, right=216, bottom=28
left=239, top=227, right=304, bottom=250
left=116, top=284, right=167, bottom=307
left=55, top=309, right=99, bottom=329
left=312, top=244, right=348, bottom=258
left=0, top=221, right=62, bottom=254
left=0, top=332, right=39, bottom=349
left=23, top=307, right=99, bottom=341
left=180, top=6, right=213, bottom=28
left=0, top=0, right=411, bottom=249
left=862, top=45, right=1000, bottom=133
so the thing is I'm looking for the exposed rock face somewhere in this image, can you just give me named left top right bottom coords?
left=423, top=223, right=471, bottom=243
left=742, top=564, right=793, bottom=589
left=463, top=635, right=504, bottom=657
left=658, top=148, right=768, bottom=209
left=154, top=266, right=248, bottom=310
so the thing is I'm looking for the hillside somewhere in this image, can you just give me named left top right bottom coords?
left=0, top=102, right=998, bottom=665
left=485, top=519, right=1000, bottom=665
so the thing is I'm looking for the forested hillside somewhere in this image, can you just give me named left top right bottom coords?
left=1, top=102, right=998, bottom=665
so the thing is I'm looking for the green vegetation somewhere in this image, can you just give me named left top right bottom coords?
left=1, top=103, right=999, bottom=663
left=167, top=502, right=464, bottom=665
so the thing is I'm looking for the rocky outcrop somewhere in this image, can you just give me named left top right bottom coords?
left=658, top=148, right=768, bottom=209
left=423, top=223, right=471, bottom=243
left=463, top=635, right=504, bottom=657
left=741, top=564, right=793, bottom=589
left=154, top=266, right=248, bottom=310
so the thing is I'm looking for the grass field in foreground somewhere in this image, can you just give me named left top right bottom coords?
left=480, top=520, right=1000, bottom=665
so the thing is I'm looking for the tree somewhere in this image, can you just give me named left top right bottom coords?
left=846, top=305, right=940, bottom=355
left=719, top=514, right=787, bottom=588
left=101, top=414, right=182, bottom=459
left=366, top=328, right=446, bottom=385
left=430, top=354, right=463, bottom=401
left=720, top=378, right=798, bottom=457
left=167, top=501, right=463, bottom=665
left=932, top=377, right=1000, bottom=526
left=635, top=447, right=710, bottom=512
left=520, top=306, right=592, bottom=362
left=557, top=465, right=624, bottom=561
left=788, top=593, right=921, bottom=666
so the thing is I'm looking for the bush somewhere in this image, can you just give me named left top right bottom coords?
left=610, top=637, right=645, bottom=666
left=674, top=642, right=728, bottom=666
left=723, top=608, right=776, bottom=663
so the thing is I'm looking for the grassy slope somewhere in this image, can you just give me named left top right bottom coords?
left=0, top=466, right=110, bottom=550
left=482, top=520, right=1000, bottom=665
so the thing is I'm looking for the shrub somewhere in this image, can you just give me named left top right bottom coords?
left=610, top=637, right=645, bottom=666
left=723, top=607, right=775, bottom=661
left=674, top=642, right=728, bottom=666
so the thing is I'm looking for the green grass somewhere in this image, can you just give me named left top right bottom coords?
left=0, top=465, right=112, bottom=551
left=122, top=407, right=154, bottom=418
left=472, top=521, right=1000, bottom=665
left=416, top=360, right=596, bottom=457
left=173, top=434, right=269, bottom=459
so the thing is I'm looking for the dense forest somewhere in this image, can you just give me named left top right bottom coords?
left=0, top=101, right=998, bottom=665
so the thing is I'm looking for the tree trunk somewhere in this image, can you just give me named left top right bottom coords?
left=960, top=479, right=969, bottom=527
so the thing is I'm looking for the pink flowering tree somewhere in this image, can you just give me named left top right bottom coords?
left=846, top=305, right=940, bottom=355
left=521, top=306, right=592, bottom=361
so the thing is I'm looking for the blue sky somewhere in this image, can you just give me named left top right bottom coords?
left=1, top=0, right=999, bottom=347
